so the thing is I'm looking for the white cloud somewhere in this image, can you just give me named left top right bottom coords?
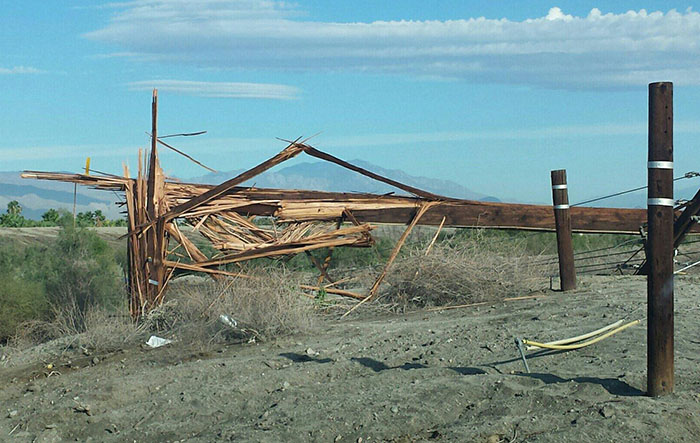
left=0, top=66, right=43, bottom=75
left=545, top=7, right=573, bottom=21
left=127, top=79, right=300, bottom=99
left=85, top=2, right=700, bottom=89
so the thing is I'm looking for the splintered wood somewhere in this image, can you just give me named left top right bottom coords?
left=23, top=90, right=694, bottom=319
left=22, top=104, right=396, bottom=317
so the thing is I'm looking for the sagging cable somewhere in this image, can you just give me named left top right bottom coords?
left=522, top=319, right=640, bottom=351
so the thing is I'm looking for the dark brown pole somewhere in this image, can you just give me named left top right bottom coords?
left=147, top=89, right=158, bottom=221
left=146, top=89, right=160, bottom=304
left=647, top=81, right=674, bottom=397
left=551, top=169, right=576, bottom=291
left=72, top=183, right=77, bottom=228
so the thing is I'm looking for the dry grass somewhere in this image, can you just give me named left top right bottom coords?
left=382, top=232, right=547, bottom=309
left=1, top=267, right=315, bottom=367
left=151, top=267, right=315, bottom=347
left=55, top=306, right=146, bottom=351
left=1, top=305, right=145, bottom=368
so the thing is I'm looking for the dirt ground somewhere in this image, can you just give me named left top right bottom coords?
left=2, top=274, right=700, bottom=442
left=0, top=227, right=126, bottom=248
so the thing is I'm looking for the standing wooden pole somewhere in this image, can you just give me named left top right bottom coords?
left=647, top=81, right=674, bottom=397
left=72, top=183, right=77, bottom=228
left=143, top=89, right=168, bottom=312
left=551, top=169, right=576, bottom=291
left=147, top=89, right=158, bottom=221
left=145, top=90, right=159, bottom=308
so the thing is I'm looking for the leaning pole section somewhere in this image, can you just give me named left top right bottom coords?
left=647, top=81, right=674, bottom=397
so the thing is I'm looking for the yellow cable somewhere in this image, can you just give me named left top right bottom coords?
left=522, top=320, right=640, bottom=350
left=525, top=319, right=624, bottom=350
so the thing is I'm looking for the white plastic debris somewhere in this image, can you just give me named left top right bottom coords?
left=146, top=335, right=172, bottom=348
left=219, top=314, right=238, bottom=329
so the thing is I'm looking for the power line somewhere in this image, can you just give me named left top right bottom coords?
left=571, top=171, right=699, bottom=207
left=528, top=242, right=642, bottom=266
left=573, top=249, right=645, bottom=262
left=575, top=257, right=644, bottom=270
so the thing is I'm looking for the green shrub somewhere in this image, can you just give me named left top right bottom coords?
left=0, top=227, right=127, bottom=341
left=40, top=227, right=125, bottom=328
left=0, top=273, right=49, bottom=341
left=41, top=208, right=60, bottom=224
left=0, top=240, right=48, bottom=342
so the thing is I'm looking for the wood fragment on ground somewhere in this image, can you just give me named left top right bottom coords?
left=299, top=285, right=366, bottom=300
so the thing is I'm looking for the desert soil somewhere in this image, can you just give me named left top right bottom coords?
left=2, top=275, right=700, bottom=442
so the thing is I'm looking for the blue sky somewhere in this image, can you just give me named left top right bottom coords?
left=3, top=1, right=700, bottom=203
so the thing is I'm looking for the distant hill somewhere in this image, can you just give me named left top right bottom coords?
left=189, top=159, right=499, bottom=201
left=0, top=172, right=122, bottom=220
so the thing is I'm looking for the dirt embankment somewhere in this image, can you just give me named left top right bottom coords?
left=0, top=227, right=126, bottom=248
left=2, top=275, right=700, bottom=442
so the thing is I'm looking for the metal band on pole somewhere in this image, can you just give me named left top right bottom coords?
left=648, top=161, right=674, bottom=169
left=647, top=198, right=675, bottom=207
left=552, top=184, right=568, bottom=190
left=554, top=204, right=570, bottom=210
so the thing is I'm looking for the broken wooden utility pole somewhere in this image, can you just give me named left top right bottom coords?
left=647, top=81, right=674, bottom=397
left=124, top=89, right=170, bottom=317
left=21, top=87, right=700, bottom=320
left=551, top=169, right=576, bottom=291
left=146, top=90, right=165, bottom=310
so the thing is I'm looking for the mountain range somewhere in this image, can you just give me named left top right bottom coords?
left=188, top=159, right=498, bottom=201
